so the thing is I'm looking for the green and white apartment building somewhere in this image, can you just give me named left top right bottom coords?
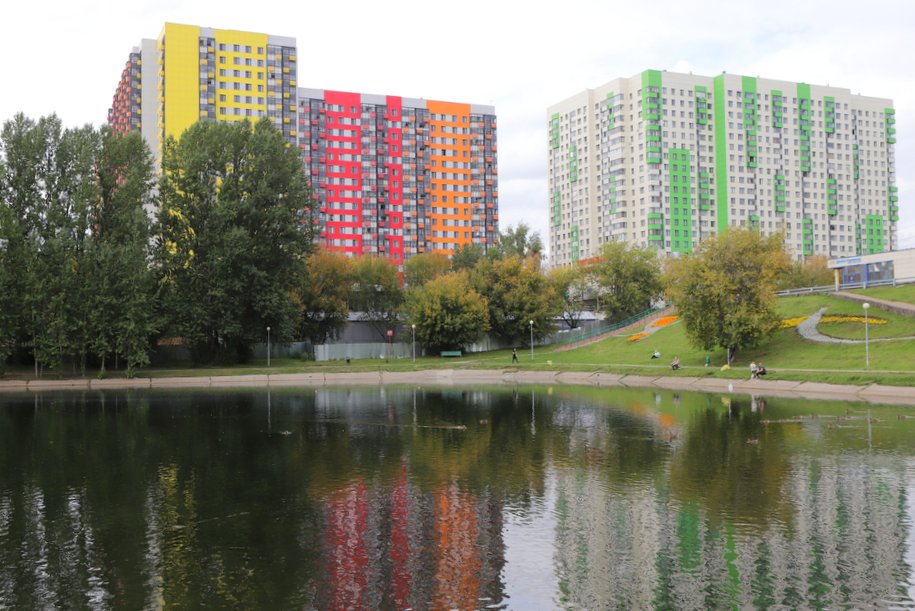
left=548, top=70, right=898, bottom=266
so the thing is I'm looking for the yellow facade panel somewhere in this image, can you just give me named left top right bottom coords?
left=160, top=23, right=202, bottom=142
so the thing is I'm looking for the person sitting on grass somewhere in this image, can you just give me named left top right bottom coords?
left=757, top=362, right=767, bottom=377
left=651, top=350, right=661, bottom=359
left=671, top=356, right=680, bottom=371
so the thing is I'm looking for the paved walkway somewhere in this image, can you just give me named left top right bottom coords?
left=796, top=306, right=915, bottom=344
left=3, top=369, right=915, bottom=406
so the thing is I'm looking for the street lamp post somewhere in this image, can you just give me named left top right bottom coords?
left=529, top=320, right=534, bottom=361
left=411, top=324, right=416, bottom=363
left=266, top=326, right=271, bottom=367
left=862, top=302, right=870, bottom=369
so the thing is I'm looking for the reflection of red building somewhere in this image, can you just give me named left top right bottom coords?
left=324, top=481, right=369, bottom=609
left=318, top=467, right=505, bottom=607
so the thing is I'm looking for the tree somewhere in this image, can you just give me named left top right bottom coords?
left=87, top=128, right=157, bottom=376
left=777, top=254, right=834, bottom=290
left=663, top=228, right=790, bottom=360
left=471, top=255, right=558, bottom=344
left=405, top=271, right=490, bottom=351
left=295, top=249, right=355, bottom=344
left=0, top=115, right=100, bottom=373
left=403, top=251, right=451, bottom=288
left=450, top=243, right=485, bottom=271
left=350, top=255, right=404, bottom=341
left=156, top=119, right=315, bottom=363
left=0, top=202, right=17, bottom=372
left=591, top=241, right=663, bottom=322
left=548, top=265, right=591, bottom=330
left=493, top=222, right=543, bottom=260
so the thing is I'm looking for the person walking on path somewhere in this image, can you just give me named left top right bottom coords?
left=511, top=348, right=519, bottom=364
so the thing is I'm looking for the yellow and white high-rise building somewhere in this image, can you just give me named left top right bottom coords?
left=108, top=23, right=298, bottom=165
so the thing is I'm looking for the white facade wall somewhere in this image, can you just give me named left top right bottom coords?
left=548, top=71, right=896, bottom=267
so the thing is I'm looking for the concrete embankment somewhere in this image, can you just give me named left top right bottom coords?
left=1, top=369, right=914, bottom=406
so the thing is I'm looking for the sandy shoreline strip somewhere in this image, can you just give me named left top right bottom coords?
left=1, top=369, right=913, bottom=406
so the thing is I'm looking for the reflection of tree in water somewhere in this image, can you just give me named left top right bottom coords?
left=670, top=398, right=794, bottom=528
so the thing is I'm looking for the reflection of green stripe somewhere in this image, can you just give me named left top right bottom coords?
left=714, top=75, right=728, bottom=233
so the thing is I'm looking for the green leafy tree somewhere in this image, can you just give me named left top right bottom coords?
left=0, top=204, right=17, bottom=372
left=350, top=255, right=404, bottom=341
left=87, top=129, right=157, bottom=376
left=403, top=251, right=451, bottom=287
left=405, top=271, right=490, bottom=351
left=295, top=248, right=355, bottom=344
left=156, top=119, right=314, bottom=363
left=450, top=243, right=485, bottom=271
left=548, top=265, right=591, bottom=330
left=777, top=254, right=834, bottom=290
left=493, top=222, right=543, bottom=260
left=471, top=255, right=558, bottom=344
left=0, top=116, right=100, bottom=373
left=663, top=228, right=790, bottom=361
left=592, top=241, right=663, bottom=322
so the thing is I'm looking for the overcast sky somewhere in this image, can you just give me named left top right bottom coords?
left=1, top=0, right=911, bottom=257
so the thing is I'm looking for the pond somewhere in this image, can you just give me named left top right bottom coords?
left=1, top=385, right=914, bottom=609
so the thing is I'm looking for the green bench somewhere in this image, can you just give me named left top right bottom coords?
left=440, top=351, right=462, bottom=358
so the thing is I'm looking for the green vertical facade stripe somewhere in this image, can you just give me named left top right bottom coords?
left=742, top=76, right=758, bottom=168
left=741, top=76, right=756, bottom=94
left=866, top=214, right=885, bottom=254
left=643, top=70, right=662, bottom=164
left=797, top=83, right=811, bottom=173
left=642, top=69, right=662, bottom=89
left=669, top=148, right=692, bottom=254
left=713, top=75, right=728, bottom=233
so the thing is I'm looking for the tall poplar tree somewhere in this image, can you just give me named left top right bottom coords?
left=87, top=129, right=157, bottom=376
left=156, top=119, right=315, bottom=363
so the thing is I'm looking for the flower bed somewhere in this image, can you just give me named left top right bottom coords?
left=627, top=332, right=649, bottom=342
left=820, top=315, right=888, bottom=325
left=780, top=316, right=808, bottom=329
left=650, top=316, right=679, bottom=329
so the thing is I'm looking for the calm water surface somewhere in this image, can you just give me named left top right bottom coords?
left=2, top=385, right=915, bottom=609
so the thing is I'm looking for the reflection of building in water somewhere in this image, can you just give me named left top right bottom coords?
left=550, top=453, right=913, bottom=608
left=316, top=466, right=505, bottom=608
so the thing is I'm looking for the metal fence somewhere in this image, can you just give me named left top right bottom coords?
left=776, top=276, right=915, bottom=297
left=546, top=306, right=669, bottom=347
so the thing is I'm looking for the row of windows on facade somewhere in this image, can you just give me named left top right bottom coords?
left=574, top=200, right=887, bottom=221
left=215, top=69, right=288, bottom=80
left=561, top=121, right=889, bottom=142
left=568, top=88, right=880, bottom=112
